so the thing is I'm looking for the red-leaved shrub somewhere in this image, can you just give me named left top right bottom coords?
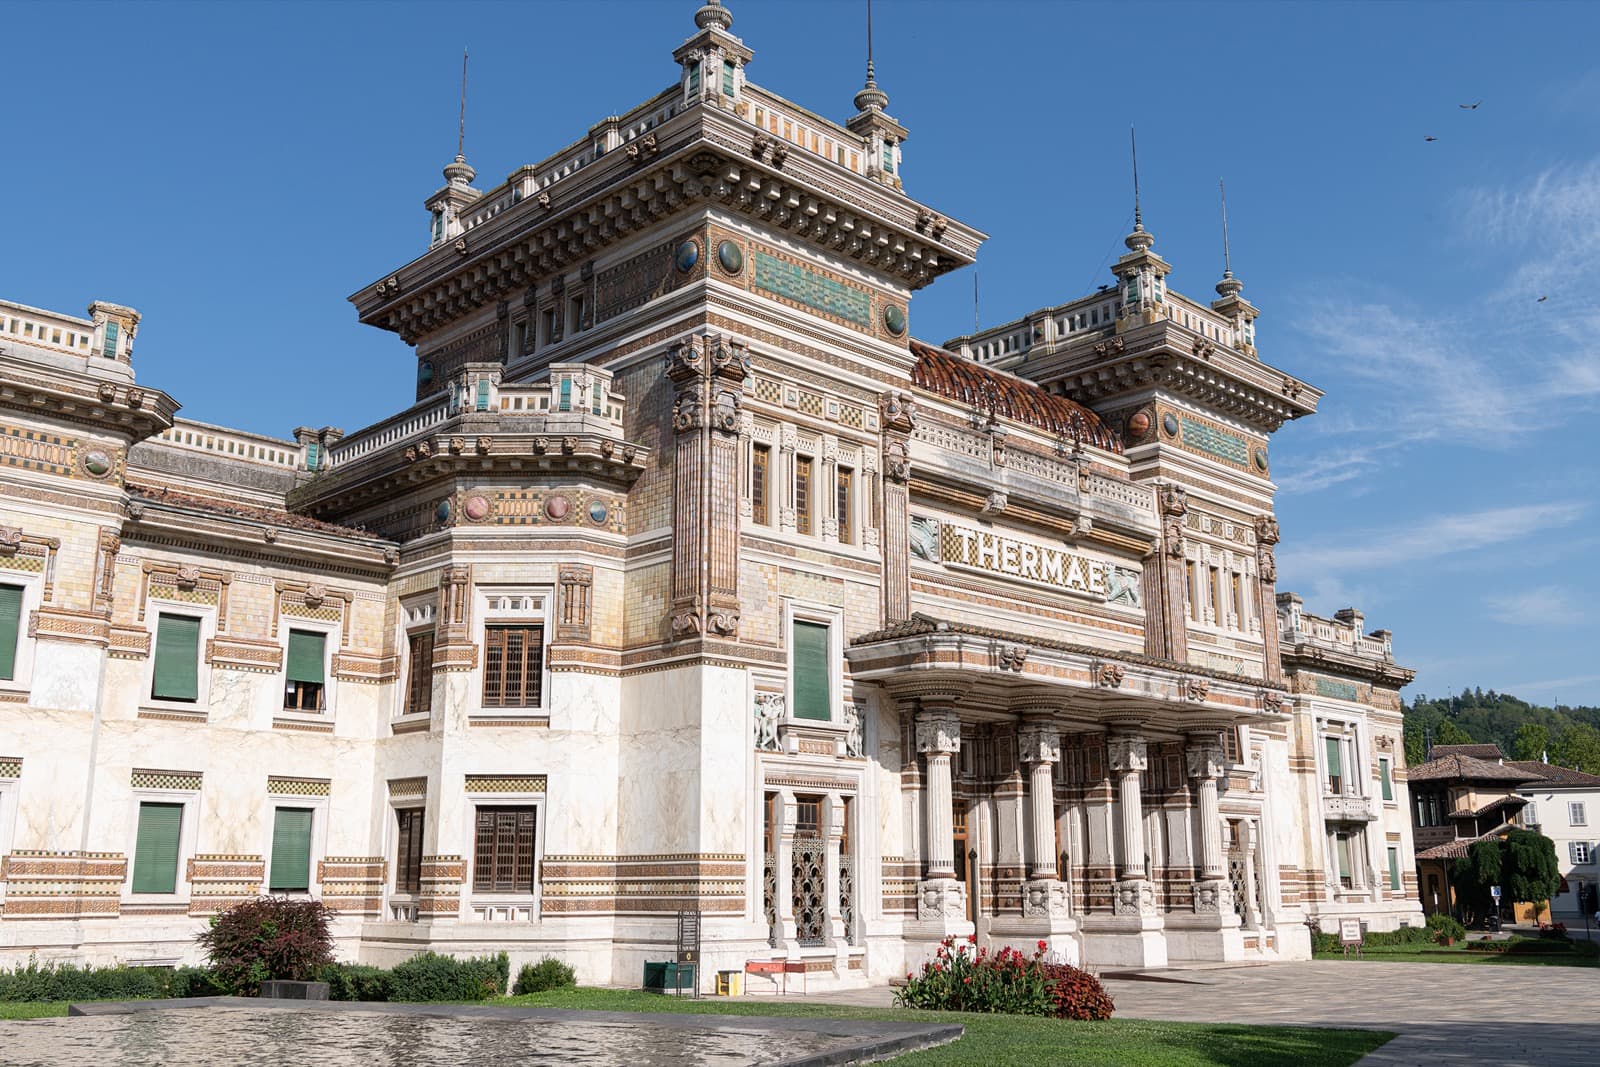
left=894, top=936, right=1114, bottom=1020
left=197, top=896, right=336, bottom=995
left=1039, top=961, right=1115, bottom=1020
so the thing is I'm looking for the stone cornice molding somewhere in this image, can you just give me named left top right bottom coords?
left=0, top=354, right=178, bottom=444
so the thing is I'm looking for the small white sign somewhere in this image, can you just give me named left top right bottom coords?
left=1490, top=885, right=1502, bottom=900
left=1339, top=918, right=1363, bottom=945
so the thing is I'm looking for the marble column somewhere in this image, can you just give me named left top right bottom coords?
left=1108, top=733, right=1156, bottom=915
left=1018, top=721, right=1073, bottom=925
left=1186, top=735, right=1233, bottom=913
left=914, top=706, right=966, bottom=924
left=773, top=789, right=797, bottom=949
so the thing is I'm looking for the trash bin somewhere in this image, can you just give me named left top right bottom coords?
left=715, top=970, right=743, bottom=996
left=643, top=961, right=695, bottom=993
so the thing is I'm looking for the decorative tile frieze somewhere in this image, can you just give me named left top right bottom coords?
left=387, top=777, right=427, bottom=798
left=186, top=854, right=264, bottom=915
left=108, top=625, right=152, bottom=659
left=463, top=774, right=547, bottom=794
left=0, top=757, right=20, bottom=779
left=141, top=563, right=230, bottom=630
left=0, top=424, right=76, bottom=477
left=0, top=851, right=127, bottom=919
left=206, top=637, right=281, bottom=673
left=752, top=249, right=872, bottom=329
left=332, top=651, right=395, bottom=684
left=267, top=776, right=330, bottom=797
left=28, top=607, right=110, bottom=646
left=130, top=769, right=202, bottom=791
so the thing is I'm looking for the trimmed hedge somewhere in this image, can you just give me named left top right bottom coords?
left=513, top=957, right=576, bottom=995
left=1426, top=913, right=1466, bottom=942
left=1463, top=937, right=1598, bottom=957
left=387, top=952, right=509, bottom=1002
left=318, top=962, right=394, bottom=1002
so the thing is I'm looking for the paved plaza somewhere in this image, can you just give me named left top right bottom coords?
left=791, top=959, right=1594, bottom=1066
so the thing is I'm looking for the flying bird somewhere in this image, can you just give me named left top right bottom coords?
left=1424, top=136, right=1438, bottom=142
left=1538, top=295, right=1549, bottom=302
left=1460, top=100, right=1482, bottom=109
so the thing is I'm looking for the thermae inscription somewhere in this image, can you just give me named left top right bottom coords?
left=913, top=517, right=1140, bottom=606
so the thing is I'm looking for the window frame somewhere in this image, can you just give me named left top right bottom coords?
left=1378, top=756, right=1394, bottom=803
left=471, top=804, right=539, bottom=895
left=142, top=598, right=219, bottom=715
left=0, top=572, right=43, bottom=696
left=782, top=599, right=844, bottom=727
left=835, top=465, right=855, bottom=546
left=264, top=796, right=327, bottom=898
left=1571, top=802, right=1587, bottom=827
left=473, top=587, right=552, bottom=718
left=404, top=629, right=435, bottom=717
left=794, top=453, right=815, bottom=536
left=277, top=619, right=337, bottom=718
left=391, top=805, right=426, bottom=896
left=124, top=787, right=201, bottom=903
left=751, top=443, right=772, bottom=527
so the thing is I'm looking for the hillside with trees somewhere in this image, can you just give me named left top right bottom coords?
left=1403, top=689, right=1600, bottom=773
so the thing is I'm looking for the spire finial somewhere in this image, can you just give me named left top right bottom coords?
left=695, top=0, right=734, bottom=32
left=853, top=0, right=889, bottom=112
left=1220, top=179, right=1232, bottom=278
left=457, top=48, right=468, bottom=162
left=1131, top=127, right=1142, bottom=231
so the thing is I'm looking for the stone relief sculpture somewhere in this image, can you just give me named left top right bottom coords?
left=845, top=702, right=864, bottom=758
left=908, top=516, right=940, bottom=561
left=1105, top=566, right=1141, bottom=607
left=754, top=693, right=784, bottom=751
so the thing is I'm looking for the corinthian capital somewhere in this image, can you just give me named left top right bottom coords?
left=915, top=710, right=962, bottom=756
left=1186, top=740, right=1225, bottom=780
left=1107, top=734, right=1148, bottom=773
left=1017, top=723, right=1062, bottom=765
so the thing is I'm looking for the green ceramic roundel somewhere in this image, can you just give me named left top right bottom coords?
left=717, top=240, right=744, bottom=275
left=418, top=361, right=434, bottom=387
left=883, top=304, right=907, bottom=336
left=674, top=240, right=700, bottom=273
left=1162, top=413, right=1180, bottom=437
left=83, top=451, right=112, bottom=476
left=435, top=499, right=451, bottom=523
left=1254, top=449, right=1269, bottom=471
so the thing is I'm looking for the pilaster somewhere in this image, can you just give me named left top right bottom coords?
left=878, top=391, right=915, bottom=625
left=1144, top=484, right=1189, bottom=662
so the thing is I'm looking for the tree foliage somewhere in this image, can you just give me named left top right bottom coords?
left=1402, top=690, right=1600, bottom=773
left=1503, top=829, right=1562, bottom=906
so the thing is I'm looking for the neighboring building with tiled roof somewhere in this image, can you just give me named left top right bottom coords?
left=1512, top=761, right=1600, bottom=921
left=1427, top=743, right=1506, bottom=761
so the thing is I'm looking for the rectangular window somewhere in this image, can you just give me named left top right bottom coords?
left=102, top=320, right=118, bottom=358
left=0, top=582, right=22, bottom=681
left=558, top=377, right=572, bottom=412
left=568, top=295, right=586, bottom=333
left=1325, top=736, right=1343, bottom=794
left=482, top=624, right=544, bottom=708
left=131, top=802, right=183, bottom=894
left=881, top=144, right=894, bottom=174
left=541, top=307, right=558, bottom=346
left=1185, top=561, right=1199, bottom=622
left=510, top=320, right=527, bottom=359
left=1230, top=572, right=1244, bottom=628
left=1572, top=841, right=1591, bottom=865
left=269, top=807, right=314, bottom=892
left=151, top=613, right=201, bottom=702
left=1335, top=832, right=1353, bottom=889
left=688, top=64, right=701, bottom=97
left=1525, top=801, right=1539, bottom=827
left=591, top=381, right=602, bottom=416
left=283, top=629, right=327, bottom=711
left=722, top=59, right=735, bottom=96
left=1379, top=757, right=1394, bottom=802
left=405, top=631, right=434, bottom=716
left=1208, top=565, right=1222, bottom=624
left=1387, top=847, right=1401, bottom=891
left=795, top=455, right=814, bottom=535
left=394, top=807, right=425, bottom=894
left=836, top=467, right=853, bottom=545
left=473, top=806, right=537, bottom=892
left=1221, top=726, right=1241, bottom=764
left=1571, top=802, right=1587, bottom=826
left=791, top=620, right=830, bottom=721
left=751, top=445, right=771, bottom=525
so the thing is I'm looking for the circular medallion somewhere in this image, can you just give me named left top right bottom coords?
left=464, top=494, right=491, bottom=521
left=417, top=361, right=434, bottom=388
left=544, top=494, right=571, bottom=521
left=1254, top=448, right=1269, bottom=472
left=588, top=499, right=610, bottom=525
left=1126, top=411, right=1151, bottom=439
left=83, top=450, right=113, bottom=477
left=716, top=240, right=744, bottom=275
left=435, top=499, right=452, bottom=524
left=883, top=304, right=907, bottom=336
left=1161, top=413, right=1180, bottom=437
left=674, top=239, right=700, bottom=273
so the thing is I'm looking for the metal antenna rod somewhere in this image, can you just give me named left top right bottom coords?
left=973, top=271, right=980, bottom=334
left=457, top=49, right=469, bottom=160
left=1220, top=179, right=1232, bottom=277
left=1130, top=127, right=1142, bottom=229
left=867, top=0, right=874, bottom=79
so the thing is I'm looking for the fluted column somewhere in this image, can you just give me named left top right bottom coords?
left=1187, top=735, right=1234, bottom=916
left=919, top=711, right=960, bottom=878
left=1018, top=723, right=1062, bottom=880
left=1109, top=733, right=1156, bottom=916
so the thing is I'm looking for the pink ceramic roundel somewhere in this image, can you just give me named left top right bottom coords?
left=464, top=495, right=491, bottom=521
left=544, top=494, right=571, bottom=520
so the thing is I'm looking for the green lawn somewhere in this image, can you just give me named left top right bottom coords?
left=0, top=1002, right=72, bottom=1020
left=1315, top=942, right=1598, bottom=968
left=497, top=988, right=1392, bottom=1067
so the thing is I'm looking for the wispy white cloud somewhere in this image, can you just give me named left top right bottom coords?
left=1484, top=585, right=1585, bottom=626
left=1502, top=672, right=1600, bottom=694
left=1273, top=444, right=1385, bottom=494
left=1278, top=501, right=1586, bottom=575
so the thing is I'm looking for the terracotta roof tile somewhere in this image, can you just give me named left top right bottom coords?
left=127, top=483, right=387, bottom=542
left=1508, top=761, right=1600, bottom=787
left=909, top=340, right=1121, bottom=453
left=1409, top=752, right=1545, bottom=784
left=1430, top=743, right=1505, bottom=760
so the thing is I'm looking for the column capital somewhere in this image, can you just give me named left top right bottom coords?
left=1186, top=738, right=1226, bottom=780
left=1017, top=722, right=1062, bottom=765
left=916, top=710, right=962, bottom=756
left=1107, top=734, right=1147, bottom=774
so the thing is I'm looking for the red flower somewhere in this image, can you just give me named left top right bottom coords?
left=967, top=933, right=978, bottom=943
left=963, top=976, right=972, bottom=985
left=1037, top=939, right=1048, bottom=952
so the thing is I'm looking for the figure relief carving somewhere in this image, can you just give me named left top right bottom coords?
left=908, top=516, right=940, bottom=561
left=882, top=439, right=911, bottom=484
left=1257, top=544, right=1277, bottom=583
left=845, top=701, right=865, bottom=758
left=878, top=390, right=917, bottom=432
left=1105, top=567, right=1141, bottom=607
left=1158, top=483, right=1189, bottom=516
left=1164, top=517, right=1186, bottom=557
left=0, top=526, right=22, bottom=555
left=303, top=583, right=327, bottom=609
left=997, top=644, right=1028, bottom=672
left=754, top=693, right=784, bottom=751
left=981, top=491, right=1007, bottom=515
left=175, top=565, right=201, bottom=592
left=1095, top=662, right=1126, bottom=689
left=915, top=711, right=962, bottom=756
left=1253, top=514, right=1280, bottom=545
left=1107, top=735, right=1148, bottom=773
left=1182, top=678, right=1210, bottom=703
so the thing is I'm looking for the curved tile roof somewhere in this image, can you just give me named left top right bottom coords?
left=909, top=340, right=1121, bottom=453
left=1409, top=752, right=1544, bottom=784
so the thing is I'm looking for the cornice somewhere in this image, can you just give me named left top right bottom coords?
left=0, top=355, right=179, bottom=443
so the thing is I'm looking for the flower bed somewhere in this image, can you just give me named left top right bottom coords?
left=894, top=937, right=1113, bottom=1021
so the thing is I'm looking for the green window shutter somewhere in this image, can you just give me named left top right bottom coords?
left=476, top=379, right=490, bottom=411
left=722, top=60, right=735, bottom=96
left=1325, top=737, right=1342, bottom=780
left=151, top=614, right=201, bottom=701
left=688, top=64, right=700, bottom=96
left=0, top=583, right=22, bottom=681
left=286, top=630, right=325, bottom=684
left=558, top=378, right=572, bottom=411
left=1380, top=759, right=1393, bottom=801
left=102, top=320, right=118, bottom=357
left=792, top=621, right=830, bottom=721
left=270, top=807, right=313, bottom=891
left=1335, top=834, right=1351, bottom=880
left=1387, top=847, right=1401, bottom=891
left=131, top=802, right=183, bottom=894
left=305, top=442, right=321, bottom=471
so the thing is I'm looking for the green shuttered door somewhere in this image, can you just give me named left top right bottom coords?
left=0, top=583, right=21, bottom=680
left=286, top=630, right=325, bottom=684
left=131, top=802, right=183, bottom=894
left=152, top=614, right=201, bottom=701
left=270, top=807, right=313, bottom=891
left=792, top=621, right=830, bottom=721
left=1325, top=737, right=1342, bottom=780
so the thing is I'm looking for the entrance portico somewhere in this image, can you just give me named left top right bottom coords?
left=849, top=614, right=1280, bottom=968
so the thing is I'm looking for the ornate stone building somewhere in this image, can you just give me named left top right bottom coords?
left=0, top=3, right=1421, bottom=982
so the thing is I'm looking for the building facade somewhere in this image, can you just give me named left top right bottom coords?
left=1517, top=764, right=1600, bottom=923
left=0, top=3, right=1422, bottom=984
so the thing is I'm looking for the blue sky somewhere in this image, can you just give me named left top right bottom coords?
left=3, top=1, right=1597, bottom=704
